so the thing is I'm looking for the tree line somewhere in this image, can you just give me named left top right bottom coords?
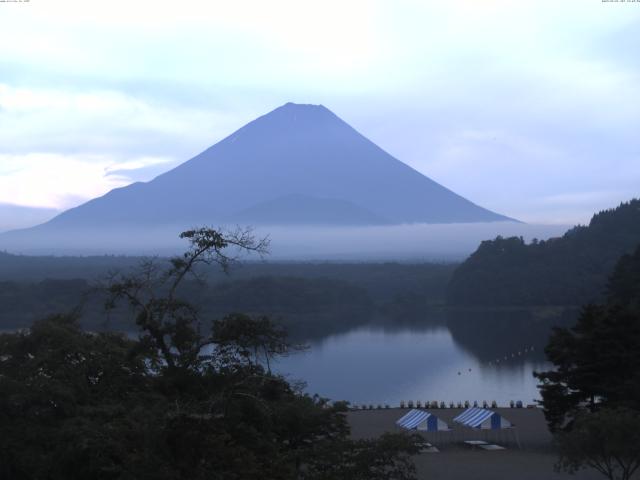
left=447, top=199, right=640, bottom=307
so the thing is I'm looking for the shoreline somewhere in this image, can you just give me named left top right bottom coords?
left=347, top=408, right=611, bottom=480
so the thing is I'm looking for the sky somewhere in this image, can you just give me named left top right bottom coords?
left=1, top=0, right=639, bottom=230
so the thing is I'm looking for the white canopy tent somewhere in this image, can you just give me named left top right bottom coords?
left=453, top=407, right=512, bottom=430
left=396, top=409, right=450, bottom=432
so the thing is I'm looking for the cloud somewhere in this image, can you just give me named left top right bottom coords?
left=0, top=82, right=258, bottom=212
left=104, top=157, right=184, bottom=183
left=104, top=158, right=173, bottom=174
left=0, top=83, right=246, bottom=156
left=0, top=0, right=386, bottom=94
left=0, top=153, right=175, bottom=210
left=0, top=0, right=639, bottom=224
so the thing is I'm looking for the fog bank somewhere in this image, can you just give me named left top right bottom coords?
left=1, top=222, right=569, bottom=260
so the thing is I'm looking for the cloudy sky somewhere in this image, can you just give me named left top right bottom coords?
left=1, top=0, right=638, bottom=230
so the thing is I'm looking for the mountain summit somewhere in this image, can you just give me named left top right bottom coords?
left=3, top=103, right=514, bottom=251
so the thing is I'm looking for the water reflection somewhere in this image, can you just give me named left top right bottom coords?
left=445, top=308, right=577, bottom=363
left=275, top=309, right=577, bottom=406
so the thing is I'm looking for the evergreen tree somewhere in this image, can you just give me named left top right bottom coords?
left=535, top=244, right=640, bottom=431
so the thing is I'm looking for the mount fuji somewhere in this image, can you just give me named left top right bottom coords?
left=1, top=103, right=515, bottom=253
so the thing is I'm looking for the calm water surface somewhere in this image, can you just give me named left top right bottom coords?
left=275, top=315, right=561, bottom=407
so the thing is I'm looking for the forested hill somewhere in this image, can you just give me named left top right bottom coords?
left=0, top=251, right=143, bottom=280
left=446, top=199, right=640, bottom=306
left=0, top=254, right=455, bottom=335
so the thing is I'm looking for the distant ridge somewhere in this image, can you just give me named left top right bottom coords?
left=0, top=203, right=59, bottom=233
left=1, top=102, right=514, bottom=251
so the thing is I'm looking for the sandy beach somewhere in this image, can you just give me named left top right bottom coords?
left=348, top=408, right=623, bottom=479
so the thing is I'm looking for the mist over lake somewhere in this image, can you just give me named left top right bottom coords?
left=1, top=221, right=567, bottom=258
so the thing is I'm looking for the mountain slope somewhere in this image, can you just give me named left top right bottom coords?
left=2, top=103, right=513, bottom=251
left=230, top=194, right=391, bottom=226
left=0, top=204, right=59, bottom=233
left=446, top=199, right=640, bottom=306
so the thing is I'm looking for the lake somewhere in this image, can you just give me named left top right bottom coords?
left=275, top=310, right=575, bottom=407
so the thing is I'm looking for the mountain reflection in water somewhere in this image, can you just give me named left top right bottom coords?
left=275, top=309, right=577, bottom=406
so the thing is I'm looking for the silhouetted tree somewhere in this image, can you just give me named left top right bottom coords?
left=555, top=408, right=640, bottom=480
left=104, top=226, right=270, bottom=372
left=0, top=228, right=420, bottom=479
left=535, top=245, right=640, bottom=432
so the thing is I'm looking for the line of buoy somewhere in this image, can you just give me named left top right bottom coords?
left=351, top=399, right=529, bottom=410
left=487, top=345, right=536, bottom=367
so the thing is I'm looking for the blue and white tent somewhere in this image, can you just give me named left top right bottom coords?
left=453, top=408, right=512, bottom=430
left=396, top=409, right=449, bottom=432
